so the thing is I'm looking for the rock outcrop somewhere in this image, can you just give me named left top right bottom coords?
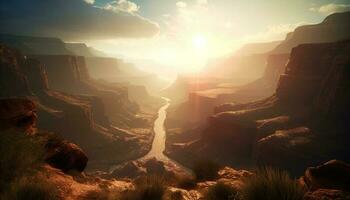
left=271, top=11, right=350, bottom=54
left=166, top=40, right=350, bottom=175
left=302, top=160, right=350, bottom=200
left=0, top=98, right=37, bottom=133
left=0, top=34, right=73, bottom=55
left=0, top=44, right=152, bottom=171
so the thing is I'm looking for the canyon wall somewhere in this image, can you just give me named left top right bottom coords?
left=166, top=40, right=350, bottom=175
left=0, top=44, right=151, bottom=170
left=271, top=11, right=350, bottom=54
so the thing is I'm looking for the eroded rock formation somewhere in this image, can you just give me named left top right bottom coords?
left=166, top=40, right=350, bottom=175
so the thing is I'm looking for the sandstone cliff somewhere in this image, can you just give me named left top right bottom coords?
left=271, top=11, right=350, bottom=54
left=0, top=44, right=152, bottom=171
left=166, top=40, right=350, bottom=176
left=0, top=34, right=73, bottom=55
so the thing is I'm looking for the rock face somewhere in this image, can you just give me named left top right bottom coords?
left=31, top=54, right=143, bottom=128
left=0, top=34, right=73, bottom=55
left=0, top=44, right=150, bottom=170
left=302, top=160, right=350, bottom=191
left=0, top=44, right=32, bottom=96
left=302, top=160, right=350, bottom=200
left=271, top=11, right=350, bottom=54
left=0, top=98, right=37, bottom=133
left=229, top=53, right=290, bottom=103
left=30, top=55, right=92, bottom=93
left=167, top=40, right=350, bottom=175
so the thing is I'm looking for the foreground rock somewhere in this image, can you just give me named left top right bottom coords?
left=45, top=140, right=88, bottom=172
left=302, top=160, right=350, bottom=200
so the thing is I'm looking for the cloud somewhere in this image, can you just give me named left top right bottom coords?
left=105, top=0, right=139, bottom=13
left=0, top=0, right=159, bottom=40
left=310, top=3, right=350, bottom=15
left=176, top=1, right=187, bottom=8
left=83, top=0, right=95, bottom=5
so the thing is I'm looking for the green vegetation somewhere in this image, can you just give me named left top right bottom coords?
left=193, top=160, right=220, bottom=181
left=239, top=167, right=306, bottom=200
left=206, top=182, right=238, bottom=200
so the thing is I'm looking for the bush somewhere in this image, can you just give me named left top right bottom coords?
left=193, top=160, right=220, bottom=181
left=2, top=177, right=58, bottom=200
left=206, top=182, right=238, bottom=200
left=176, top=176, right=197, bottom=190
left=0, top=130, right=44, bottom=191
left=124, top=175, right=166, bottom=200
left=239, top=167, right=306, bottom=200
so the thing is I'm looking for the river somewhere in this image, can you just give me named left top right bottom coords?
left=110, top=97, right=189, bottom=174
left=141, top=97, right=171, bottom=161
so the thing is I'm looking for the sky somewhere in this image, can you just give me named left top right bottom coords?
left=1, top=0, right=350, bottom=75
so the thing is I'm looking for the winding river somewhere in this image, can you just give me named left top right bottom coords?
left=110, top=97, right=189, bottom=173
left=141, top=97, right=171, bottom=161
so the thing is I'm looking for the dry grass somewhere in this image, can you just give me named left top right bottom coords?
left=239, top=167, right=306, bottom=200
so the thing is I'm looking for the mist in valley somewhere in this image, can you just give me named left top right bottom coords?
left=1, top=1, right=350, bottom=199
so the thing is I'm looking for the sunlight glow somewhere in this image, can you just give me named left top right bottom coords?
left=193, top=35, right=207, bottom=49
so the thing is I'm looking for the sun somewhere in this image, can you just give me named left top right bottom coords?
left=192, top=34, right=208, bottom=49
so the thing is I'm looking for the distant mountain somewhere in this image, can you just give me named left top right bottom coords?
left=0, top=34, right=73, bottom=55
left=65, top=43, right=109, bottom=57
left=271, top=11, right=350, bottom=54
left=0, top=34, right=109, bottom=57
left=234, top=41, right=281, bottom=56
left=65, top=43, right=94, bottom=57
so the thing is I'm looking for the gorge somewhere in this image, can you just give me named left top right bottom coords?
left=1, top=5, right=350, bottom=200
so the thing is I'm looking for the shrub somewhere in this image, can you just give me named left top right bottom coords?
left=176, top=176, right=197, bottom=190
left=124, top=175, right=166, bottom=200
left=0, top=130, right=44, bottom=192
left=206, top=182, right=238, bottom=200
left=239, top=167, right=306, bottom=200
left=193, top=160, right=220, bottom=181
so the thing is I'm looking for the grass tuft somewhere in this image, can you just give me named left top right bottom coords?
left=122, top=175, right=166, bottom=200
left=239, top=167, right=306, bottom=200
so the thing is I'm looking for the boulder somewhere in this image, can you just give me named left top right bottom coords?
left=45, top=139, right=88, bottom=172
left=256, top=127, right=315, bottom=175
left=302, top=160, right=350, bottom=191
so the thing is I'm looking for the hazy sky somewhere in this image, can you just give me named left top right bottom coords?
left=87, top=0, right=350, bottom=72
left=1, top=0, right=350, bottom=73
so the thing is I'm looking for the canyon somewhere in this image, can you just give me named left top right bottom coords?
left=1, top=10, right=350, bottom=200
